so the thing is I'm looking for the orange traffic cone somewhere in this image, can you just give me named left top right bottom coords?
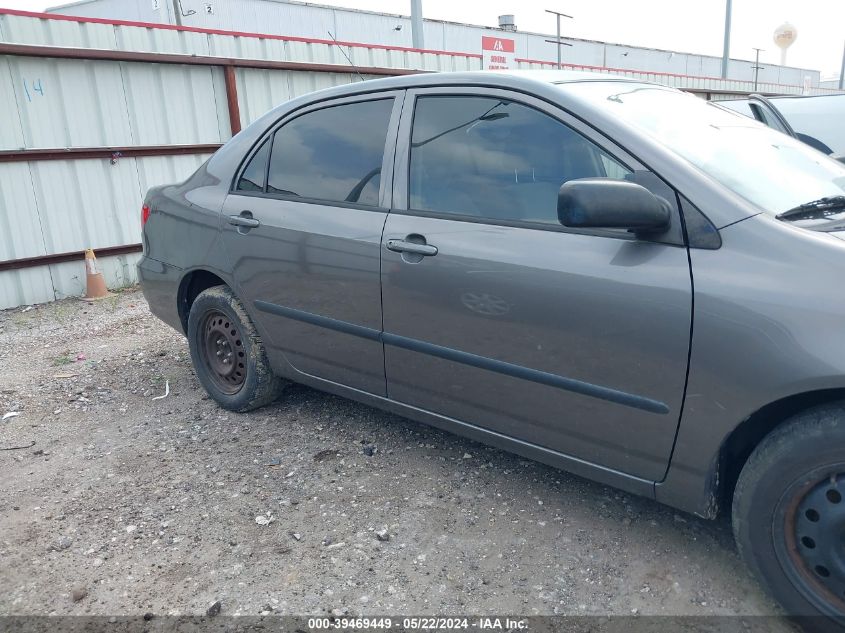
left=82, top=248, right=111, bottom=301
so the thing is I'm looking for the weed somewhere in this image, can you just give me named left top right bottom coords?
left=52, top=352, right=74, bottom=366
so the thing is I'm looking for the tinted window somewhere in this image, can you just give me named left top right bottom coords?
left=267, top=99, right=393, bottom=206
left=409, top=96, right=631, bottom=224
left=236, top=139, right=269, bottom=192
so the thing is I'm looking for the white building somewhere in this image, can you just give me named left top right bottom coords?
left=47, top=0, right=822, bottom=88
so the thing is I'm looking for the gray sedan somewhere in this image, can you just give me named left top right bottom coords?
left=139, top=71, right=845, bottom=625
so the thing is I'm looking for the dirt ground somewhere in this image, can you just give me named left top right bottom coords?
left=0, top=288, right=789, bottom=623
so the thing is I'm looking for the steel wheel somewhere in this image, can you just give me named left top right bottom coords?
left=777, top=471, right=845, bottom=616
left=199, top=309, right=246, bottom=395
left=733, top=404, right=845, bottom=624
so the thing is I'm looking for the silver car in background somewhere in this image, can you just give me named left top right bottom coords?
left=720, top=93, right=845, bottom=163
left=139, top=71, right=845, bottom=626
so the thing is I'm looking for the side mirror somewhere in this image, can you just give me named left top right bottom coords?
left=558, top=178, right=671, bottom=234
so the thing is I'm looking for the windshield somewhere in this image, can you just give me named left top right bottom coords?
left=559, top=82, right=845, bottom=216
left=769, top=95, right=845, bottom=155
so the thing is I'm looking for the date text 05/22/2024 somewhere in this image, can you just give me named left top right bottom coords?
left=306, top=617, right=528, bottom=630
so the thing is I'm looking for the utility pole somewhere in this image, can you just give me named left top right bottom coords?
left=410, top=0, right=425, bottom=49
left=721, top=0, right=732, bottom=78
left=752, top=47, right=764, bottom=91
left=171, top=0, right=182, bottom=26
left=544, top=9, right=574, bottom=69
left=840, top=40, right=845, bottom=91
left=170, top=0, right=195, bottom=26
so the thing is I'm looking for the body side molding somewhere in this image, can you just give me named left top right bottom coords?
left=254, top=300, right=670, bottom=415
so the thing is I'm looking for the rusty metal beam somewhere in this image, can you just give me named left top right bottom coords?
left=0, top=144, right=222, bottom=163
left=223, top=66, right=242, bottom=136
left=0, top=244, right=143, bottom=272
left=0, top=42, right=423, bottom=76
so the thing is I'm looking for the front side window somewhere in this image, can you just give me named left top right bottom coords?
left=266, top=98, right=393, bottom=206
left=409, top=96, right=632, bottom=225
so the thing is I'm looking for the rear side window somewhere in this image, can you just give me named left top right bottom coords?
left=267, top=99, right=393, bottom=206
left=236, top=139, right=270, bottom=192
left=409, top=96, right=632, bottom=225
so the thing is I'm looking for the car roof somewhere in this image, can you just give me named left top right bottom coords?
left=767, top=93, right=845, bottom=101
left=478, top=69, right=638, bottom=84
left=721, top=93, right=845, bottom=102
left=210, top=68, right=759, bottom=230
left=316, top=69, right=652, bottom=96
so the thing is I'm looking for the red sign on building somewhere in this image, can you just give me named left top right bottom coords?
left=482, top=36, right=516, bottom=70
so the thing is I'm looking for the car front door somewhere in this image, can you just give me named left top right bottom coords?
left=221, top=92, right=403, bottom=396
left=380, top=88, right=692, bottom=481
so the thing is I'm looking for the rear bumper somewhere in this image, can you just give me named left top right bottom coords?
left=138, top=255, right=184, bottom=334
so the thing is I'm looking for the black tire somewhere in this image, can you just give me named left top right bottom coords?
left=733, top=403, right=845, bottom=630
left=187, top=285, right=285, bottom=412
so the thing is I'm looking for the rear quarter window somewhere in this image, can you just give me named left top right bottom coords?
left=235, top=139, right=270, bottom=192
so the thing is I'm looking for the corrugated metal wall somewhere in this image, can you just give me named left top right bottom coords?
left=234, top=69, right=376, bottom=125
left=0, top=29, right=234, bottom=309
left=0, top=153, right=213, bottom=309
left=47, top=0, right=822, bottom=88
left=0, top=9, right=831, bottom=95
left=0, top=66, right=375, bottom=309
left=3, top=56, right=231, bottom=148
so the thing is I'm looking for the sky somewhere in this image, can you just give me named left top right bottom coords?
left=2, top=0, right=843, bottom=77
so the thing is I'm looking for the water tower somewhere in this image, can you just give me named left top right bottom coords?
left=773, top=22, right=797, bottom=66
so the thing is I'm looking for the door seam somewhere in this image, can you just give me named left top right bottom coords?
left=657, top=195, right=697, bottom=487
left=380, top=89, right=408, bottom=399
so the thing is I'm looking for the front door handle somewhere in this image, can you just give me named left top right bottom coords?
left=386, top=239, right=438, bottom=257
left=228, top=212, right=260, bottom=229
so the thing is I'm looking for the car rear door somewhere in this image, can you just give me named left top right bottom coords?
left=221, top=92, right=403, bottom=396
left=380, top=88, right=692, bottom=481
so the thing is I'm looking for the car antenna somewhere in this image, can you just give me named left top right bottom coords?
left=327, top=31, right=365, bottom=82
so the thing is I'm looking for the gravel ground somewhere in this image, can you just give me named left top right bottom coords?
left=0, top=289, right=789, bottom=623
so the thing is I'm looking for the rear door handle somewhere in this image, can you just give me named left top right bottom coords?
left=386, top=239, right=438, bottom=257
left=228, top=214, right=261, bottom=228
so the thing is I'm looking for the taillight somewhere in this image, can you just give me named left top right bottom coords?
left=141, top=203, right=151, bottom=227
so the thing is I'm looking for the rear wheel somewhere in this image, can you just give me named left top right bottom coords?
left=187, top=285, right=285, bottom=412
left=733, top=404, right=845, bottom=630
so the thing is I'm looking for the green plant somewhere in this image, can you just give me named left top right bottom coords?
left=52, top=352, right=74, bottom=366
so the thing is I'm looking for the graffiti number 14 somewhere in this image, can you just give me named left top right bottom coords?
left=23, top=78, right=45, bottom=102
